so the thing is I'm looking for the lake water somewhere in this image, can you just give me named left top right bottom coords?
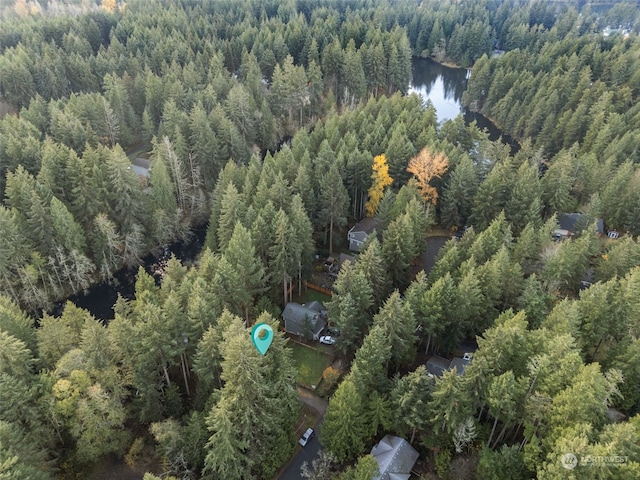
left=409, top=57, right=517, bottom=148
left=48, top=226, right=207, bottom=321
left=410, top=57, right=469, bottom=123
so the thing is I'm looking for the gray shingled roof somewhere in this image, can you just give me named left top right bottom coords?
left=425, top=355, right=451, bottom=377
left=305, top=301, right=326, bottom=313
left=557, top=213, right=604, bottom=235
left=349, top=217, right=378, bottom=234
left=371, top=435, right=419, bottom=480
left=427, top=355, right=471, bottom=376
left=282, top=303, right=326, bottom=338
left=449, top=357, right=471, bottom=375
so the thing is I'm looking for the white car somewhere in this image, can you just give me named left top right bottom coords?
left=319, top=335, right=336, bottom=345
left=299, top=428, right=314, bottom=446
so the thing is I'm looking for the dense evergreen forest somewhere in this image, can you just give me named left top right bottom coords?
left=1, top=0, right=640, bottom=479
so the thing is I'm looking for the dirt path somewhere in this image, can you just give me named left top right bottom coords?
left=297, top=386, right=328, bottom=416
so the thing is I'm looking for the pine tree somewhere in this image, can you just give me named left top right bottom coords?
left=318, top=164, right=349, bottom=255
left=486, top=371, right=525, bottom=449
left=385, top=122, right=416, bottom=185
left=0, top=420, right=54, bottom=480
left=353, top=237, right=391, bottom=309
left=225, top=84, right=257, bottom=147
left=221, top=224, right=265, bottom=324
left=49, top=197, right=87, bottom=254
left=429, top=369, right=473, bottom=435
left=204, top=312, right=298, bottom=478
left=441, top=155, right=478, bottom=228
left=337, top=454, right=380, bottom=480
left=269, top=209, right=295, bottom=306
left=149, top=147, right=178, bottom=246
left=37, top=302, right=88, bottom=370
left=289, top=195, right=315, bottom=295
left=91, top=213, right=123, bottom=280
left=382, top=213, right=415, bottom=289
left=216, top=182, right=246, bottom=252
left=0, top=331, right=34, bottom=378
left=341, top=40, right=366, bottom=108
left=372, top=291, right=416, bottom=370
left=505, top=162, right=542, bottom=235
left=471, top=160, right=513, bottom=230
left=203, top=396, right=250, bottom=480
left=391, top=366, right=434, bottom=443
left=321, top=378, right=367, bottom=463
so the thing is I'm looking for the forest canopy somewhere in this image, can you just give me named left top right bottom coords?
left=1, top=0, right=640, bottom=479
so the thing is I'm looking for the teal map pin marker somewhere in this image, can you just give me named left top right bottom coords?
left=251, top=323, right=274, bottom=355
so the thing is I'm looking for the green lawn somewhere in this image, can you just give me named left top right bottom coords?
left=289, top=341, right=333, bottom=389
left=294, top=289, right=332, bottom=305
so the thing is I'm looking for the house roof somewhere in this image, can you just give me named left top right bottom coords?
left=606, top=407, right=626, bottom=423
left=426, top=355, right=451, bottom=377
left=427, top=354, right=472, bottom=377
left=305, top=301, right=326, bottom=314
left=349, top=217, right=378, bottom=234
left=449, top=357, right=471, bottom=375
left=282, top=303, right=326, bottom=336
left=371, top=435, right=419, bottom=480
left=338, top=253, right=356, bottom=269
left=557, top=213, right=604, bottom=235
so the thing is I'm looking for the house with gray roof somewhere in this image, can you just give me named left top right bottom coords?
left=370, top=435, right=419, bottom=480
left=449, top=356, right=471, bottom=375
left=425, top=355, right=451, bottom=377
left=282, top=302, right=327, bottom=340
left=554, top=213, right=604, bottom=241
left=338, top=253, right=356, bottom=270
left=426, top=353, right=472, bottom=377
left=347, top=217, right=378, bottom=252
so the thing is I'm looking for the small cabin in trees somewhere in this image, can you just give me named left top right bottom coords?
left=347, top=217, right=378, bottom=251
left=554, top=213, right=604, bottom=241
left=325, top=253, right=357, bottom=271
left=426, top=353, right=473, bottom=377
left=337, top=253, right=356, bottom=270
left=282, top=302, right=327, bottom=340
left=370, top=435, right=419, bottom=480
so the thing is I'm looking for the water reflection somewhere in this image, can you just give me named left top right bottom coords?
left=409, top=57, right=468, bottom=123
left=409, top=57, right=518, bottom=150
left=47, top=225, right=208, bottom=321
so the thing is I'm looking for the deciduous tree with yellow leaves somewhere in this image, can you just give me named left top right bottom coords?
left=407, top=147, right=449, bottom=204
left=102, top=0, right=116, bottom=13
left=365, top=154, right=393, bottom=217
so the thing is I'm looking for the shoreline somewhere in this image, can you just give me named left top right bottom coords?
left=413, top=55, right=521, bottom=151
left=417, top=54, right=468, bottom=70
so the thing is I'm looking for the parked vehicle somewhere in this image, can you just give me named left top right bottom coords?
left=319, top=335, right=336, bottom=345
left=299, top=428, right=314, bottom=446
left=327, top=327, right=341, bottom=336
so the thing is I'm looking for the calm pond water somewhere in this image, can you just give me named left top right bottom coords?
left=48, top=226, right=207, bottom=321
left=410, top=57, right=518, bottom=149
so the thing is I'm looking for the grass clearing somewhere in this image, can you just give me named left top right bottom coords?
left=427, top=225, right=453, bottom=237
left=294, top=288, right=332, bottom=305
left=289, top=341, right=333, bottom=389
